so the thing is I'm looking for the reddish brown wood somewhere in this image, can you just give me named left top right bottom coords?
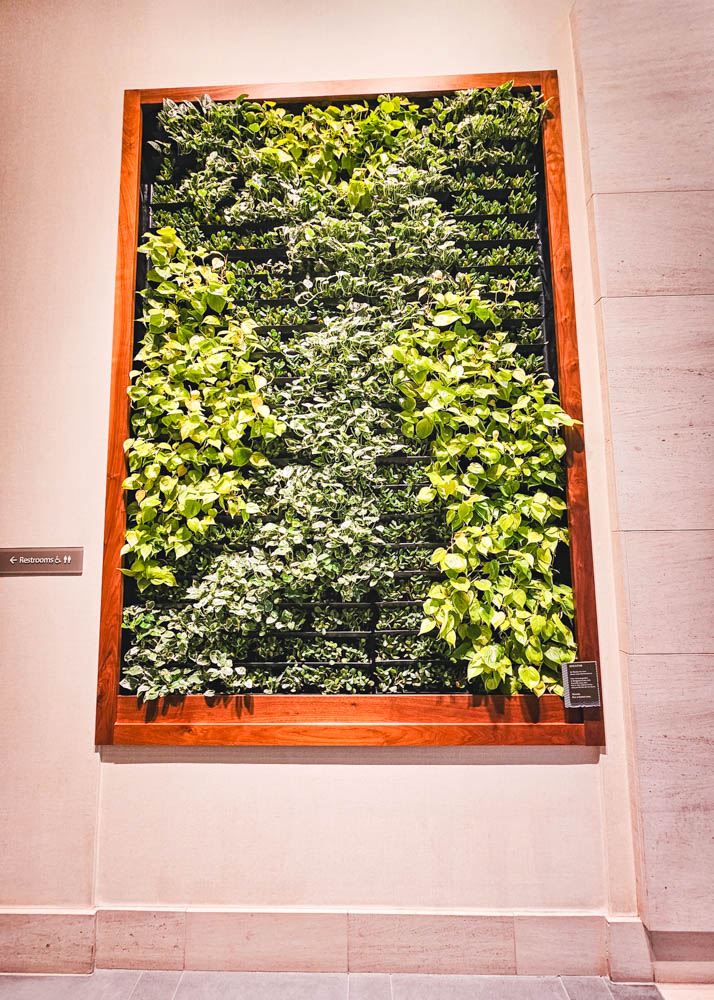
left=95, top=90, right=142, bottom=745
left=116, top=693, right=576, bottom=724
left=540, top=70, right=604, bottom=746
left=114, top=722, right=586, bottom=746
left=114, top=694, right=585, bottom=746
left=97, top=74, right=602, bottom=747
left=138, top=73, right=543, bottom=105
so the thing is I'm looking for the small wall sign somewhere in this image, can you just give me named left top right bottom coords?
left=0, top=547, right=84, bottom=576
left=562, top=660, right=601, bottom=709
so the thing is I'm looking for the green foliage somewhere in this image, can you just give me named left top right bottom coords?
left=121, top=228, right=284, bottom=589
left=121, top=82, right=576, bottom=700
left=385, top=287, right=575, bottom=693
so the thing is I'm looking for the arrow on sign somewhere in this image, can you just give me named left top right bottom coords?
left=9, top=556, right=17, bottom=564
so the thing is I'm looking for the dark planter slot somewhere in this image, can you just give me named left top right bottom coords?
left=151, top=200, right=190, bottom=210
left=225, top=247, right=288, bottom=262
left=254, top=323, right=323, bottom=334
left=260, top=453, right=435, bottom=470
left=393, top=569, right=441, bottom=578
left=374, top=481, right=430, bottom=490
left=249, top=297, right=296, bottom=307
left=260, top=452, right=315, bottom=464
left=137, top=598, right=426, bottom=613
left=451, top=263, right=540, bottom=274
left=514, top=341, right=548, bottom=356
left=492, top=316, right=544, bottom=328
left=379, top=512, right=441, bottom=522
left=461, top=238, right=538, bottom=249
left=377, top=628, right=422, bottom=635
left=237, top=272, right=270, bottom=283
left=282, top=599, right=424, bottom=608
left=475, top=135, right=537, bottom=150
left=269, top=631, right=373, bottom=640
left=375, top=455, right=430, bottom=465
left=454, top=212, right=536, bottom=223
left=453, top=188, right=514, bottom=202
left=380, top=542, right=442, bottom=550
left=448, top=161, right=535, bottom=178
left=230, top=660, right=371, bottom=669
left=269, top=376, right=327, bottom=387
left=221, top=657, right=451, bottom=668
left=201, top=220, right=284, bottom=234
left=263, top=628, right=421, bottom=639
left=374, top=657, right=450, bottom=665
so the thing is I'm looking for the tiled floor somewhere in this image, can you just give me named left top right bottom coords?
left=658, top=991, right=714, bottom=1000
left=0, top=973, right=670, bottom=999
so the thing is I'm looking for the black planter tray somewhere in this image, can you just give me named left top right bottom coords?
left=460, top=238, right=538, bottom=249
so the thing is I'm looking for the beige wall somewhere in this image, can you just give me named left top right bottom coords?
left=0, top=0, right=641, bottom=953
left=571, top=0, right=714, bottom=979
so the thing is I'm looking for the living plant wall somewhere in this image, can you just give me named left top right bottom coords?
left=119, top=84, right=578, bottom=703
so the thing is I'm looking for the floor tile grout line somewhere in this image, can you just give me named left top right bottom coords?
left=169, top=969, right=183, bottom=1000
left=122, top=970, right=184, bottom=1000
left=555, top=975, right=572, bottom=1000
left=0, top=973, right=675, bottom=998
left=125, top=969, right=145, bottom=1000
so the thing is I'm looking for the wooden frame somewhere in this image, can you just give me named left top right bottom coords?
left=96, top=72, right=604, bottom=747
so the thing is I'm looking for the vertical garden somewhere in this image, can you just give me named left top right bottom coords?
left=119, top=83, right=578, bottom=702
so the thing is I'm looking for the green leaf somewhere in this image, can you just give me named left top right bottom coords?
left=416, top=415, right=434, bottom=438
left=531, top=614, right=547, bottom=635
left=518, top=665, right=541, bottom=689
left=433, top=310, right=461, bottom=327
left=232, top=447, right=252, bottom=466
left=443, top=552, right=467, bottom=572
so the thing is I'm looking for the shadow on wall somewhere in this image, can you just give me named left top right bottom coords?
left=100, top=745, right=602, bottom=765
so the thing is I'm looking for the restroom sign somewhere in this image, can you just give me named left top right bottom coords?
left=0, top=547, right=84, bottom=576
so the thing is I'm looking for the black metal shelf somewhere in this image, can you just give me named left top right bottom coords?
left=454, top=211, right=536, bottom=223
left=260, top=629, right=422, bottom=640
left=219, top=658, right=450, bottom=668
left=461, top=238, right=538, bottom=249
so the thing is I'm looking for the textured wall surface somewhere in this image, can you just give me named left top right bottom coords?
left=571, top=0, right=714, bottom=960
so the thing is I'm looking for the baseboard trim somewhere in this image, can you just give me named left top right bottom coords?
left=651, top=930, right=714, bottom=984
left=0, top=908, right=669, bottom=980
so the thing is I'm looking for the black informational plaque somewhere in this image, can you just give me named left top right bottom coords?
left=562, top=661, right=601, bottom=709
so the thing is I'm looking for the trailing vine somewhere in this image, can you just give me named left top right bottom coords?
left=120, top=83, right=576, bottom=700
left=122, top=229, right=284, bottom=587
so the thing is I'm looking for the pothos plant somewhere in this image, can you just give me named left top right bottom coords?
left=385, top=289, right=576, bottom=694
left=121, top=228, right=285, bottom=588
left=120, top=82, right=577, bottom=700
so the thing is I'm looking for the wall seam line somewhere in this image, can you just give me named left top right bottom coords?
left=90, top=743, right=103, bottom=917
left=600, top=292, right=714, bottom=302
left=590, top=188, right=714, bottom=196
left=594, top=291, right=714, bottom=301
